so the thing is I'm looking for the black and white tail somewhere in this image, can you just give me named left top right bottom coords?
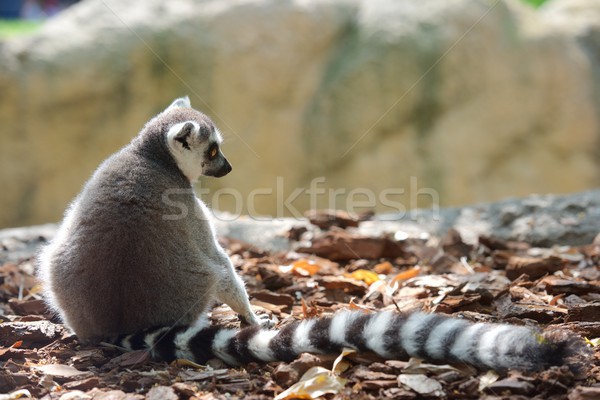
left=117, top=311, right=589, bottom=372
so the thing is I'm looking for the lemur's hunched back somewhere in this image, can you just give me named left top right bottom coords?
left=37, top=97, right=589, bottom=373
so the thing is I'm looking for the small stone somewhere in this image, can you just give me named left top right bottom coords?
left=172, top=382, right=197, bottom=398
left=146, top=386, right=178, bottom=400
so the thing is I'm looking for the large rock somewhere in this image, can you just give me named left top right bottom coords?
left=2, top=190, right=599, bottom=263
left=0, top=0, right=599, bottom=227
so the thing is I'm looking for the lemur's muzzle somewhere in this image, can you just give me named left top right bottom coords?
left=212, top=159, right=232, bottom=178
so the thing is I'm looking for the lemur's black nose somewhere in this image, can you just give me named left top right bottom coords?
left=213, top=160, right=232, bottom=178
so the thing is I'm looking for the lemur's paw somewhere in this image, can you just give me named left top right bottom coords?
left=241, top=312, right=275, bottom=328
left=255, top=313, right=275, bottom=328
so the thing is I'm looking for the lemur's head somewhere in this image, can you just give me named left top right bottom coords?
left=163, top=96, right=232, bottom=182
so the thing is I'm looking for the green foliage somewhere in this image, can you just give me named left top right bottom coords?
left=520, top=0, right=549, bottom=8
left=0, top=19, right=42, bottom=38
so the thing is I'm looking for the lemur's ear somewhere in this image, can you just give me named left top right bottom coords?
left=168, top=121, right=197, bottom=151
left=166, top=96, right=191, bottom=112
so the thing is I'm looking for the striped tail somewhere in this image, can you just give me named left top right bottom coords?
left=116, top=311, right=589, bottom=372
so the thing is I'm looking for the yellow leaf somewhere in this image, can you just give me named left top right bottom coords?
left=332, top=348, right=355, bottom=375
left=274, top=349, right=354, bottom=400
left=274, top=367, right=347, bottom=400
left=585, top=337, right=600, bottom=347
left=0, top=389, right=32, bottom=399
left=28, top=285, right=43, bottom=296
left=345, top=269, right=380, bottom=285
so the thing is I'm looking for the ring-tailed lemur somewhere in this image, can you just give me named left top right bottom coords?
left=37, top=97, right=589, bottom=373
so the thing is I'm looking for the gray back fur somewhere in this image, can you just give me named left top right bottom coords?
left=37, top=102, right=229, bottom=342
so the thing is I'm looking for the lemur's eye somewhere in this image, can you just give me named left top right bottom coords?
left=210, top=147, right=218, bottom=158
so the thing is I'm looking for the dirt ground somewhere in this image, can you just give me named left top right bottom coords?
left=1, top=210, right=599, bottom=399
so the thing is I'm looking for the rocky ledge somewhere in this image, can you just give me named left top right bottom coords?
left=1, top=189, right=598, bottom=264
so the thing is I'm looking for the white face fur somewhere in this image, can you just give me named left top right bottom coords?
left=165, top=97, right=231, bottom=182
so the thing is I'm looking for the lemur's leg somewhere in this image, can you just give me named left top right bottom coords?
left=215, top=259, right=272, bottom=327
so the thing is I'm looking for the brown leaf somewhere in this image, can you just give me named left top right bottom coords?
left=297, top=231, right=395, bottom=261
left=71, top=349, right=109, bottom=369
left=62, top=377, right=101, bottom=391
left=33, top=364, right=91, bottom=383
left=440, top=293, right=482, bottom=310
left=361, top=380, right=398, bottom=390
left=0, top=347, right=39, bottom=361
left=560, top=321, right=600, bottom=337
left=441, top=229, right=472, bottom=259
left=495, top=294, right=567, bottom=323
left=8, top=298, right=49, bottom=316
left=257, top=264, right=294, bottom=291
left=300, top=299, right=324, bottom=319
left=273, top=353, right=336, bottom=387
left=251, top=290, right=295, bottom=308
left=568, top=386, right=600, bottom=400
left=567, top=303, right=600, bottom=322
left=483, top=378, right=535, bottom=396
left=478, top=235, right=509, bottom=250
left=104, top=350, right=149, bottom=369
left=541, top=276, right=600, bottom=295
left=0, top=320, right=64, bottom=347
left=315, top=276, right=368, bottom=294
left=350, top=365, right=396, bottom=381
left=506, top=255, right=564, bottom=280
left=305, top=209, right=360, bottom=230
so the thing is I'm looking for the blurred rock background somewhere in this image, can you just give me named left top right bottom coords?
left=0, top=0, right=599, bottom=228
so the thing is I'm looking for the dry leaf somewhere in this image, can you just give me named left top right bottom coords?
left=585, top=337, right=600, bottom=347
left=390, top=266, right=421, bottom=284
left=398, top=374, right=443, bottom=396
left=402, top=358, right=461, bottom=374
left=478, top=370, right=499, bottom=392
left=273, top=366, right=348, bottom=400
left=274, top=349, right=354, bottom=400
left=178, top=369, right=230, bottom=382
left=365, top=280, right=397, bottom=299
left=33, top=364, right=89, bottom=379
left=301, top=298, right=323, bottom=319
left=374, top=261, right=393, bottom=274
left=280, top=260, right=321, bottom=277
left=348, top=298, right=373, bottom=313
left=0, top=389, right=32, bottom=400
left=332, top=348, right=355, bottom=374
left=345, top=269, right=380, bottom=285
left=172, top=358, right=207, bottom=369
